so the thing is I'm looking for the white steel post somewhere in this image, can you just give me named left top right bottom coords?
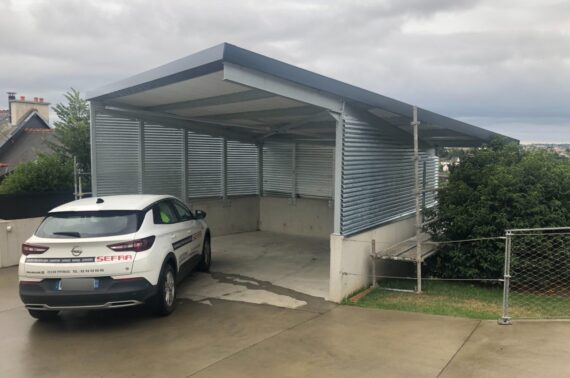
left=371, top=239, right=377, bottom=288
left=412, top=106, right=422, bottom=294
left=182, top=129, right=188, bottom=202
left=138, top=120, right=145, bottom=194
left=73, top=156, right=78, bottom=200
left=257, top=144, right=263, bottom=196
left=499, top=231, right=513, bottom=325
left=222, top=137, right=228, bottom=199
left=291, top=143, right=297, bottom=201
left=332, top=106, right=345, bottom=235
left=89, top=102, right=98, bottom=197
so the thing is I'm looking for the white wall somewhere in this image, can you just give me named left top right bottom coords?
left=329, top=215, right=416, bottom=302
left=0, top=217, right=43, bottom=268
left=188, top=196, right=259, bottom=236
left=259, top=197, right=333, bottom=238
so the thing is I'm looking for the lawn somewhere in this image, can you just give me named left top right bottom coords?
left=345, top=279, right=570, bottom=320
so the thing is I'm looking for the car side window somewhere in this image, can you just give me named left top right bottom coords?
left=172, top=201, right=193, bottom=222
left=153, top=201, right=179, bottom=225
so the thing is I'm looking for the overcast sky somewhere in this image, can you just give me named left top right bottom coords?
left=1, top=0, right=569, bottom=143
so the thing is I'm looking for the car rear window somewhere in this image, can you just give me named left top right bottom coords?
left=36, top=211, right=143, bottom=239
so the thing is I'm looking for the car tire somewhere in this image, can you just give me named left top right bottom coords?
left=197, top=237, right=211, bottom=272
left=28, top=309, right=59, bottom=321
left=151, top=262, right=177, bottom=316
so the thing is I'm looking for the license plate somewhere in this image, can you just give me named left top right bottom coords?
left=58, top=278, right=97, bottom=291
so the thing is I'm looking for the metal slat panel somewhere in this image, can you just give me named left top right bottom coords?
left=143, top=124, right=184, bottom=197
left=93, top=112, right=141, bottom=196
left=296, top=144, right=334, bottom=198
left=227, top=140, right=258, bottom=196
left=187, top=132, right=223, bottom=198
left=262, top=142, right=293, bottom=196
left=340, top=108, right=438, bottom=235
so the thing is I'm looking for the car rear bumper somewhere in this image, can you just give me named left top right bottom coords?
left=20, top=277, right=157, bottom=311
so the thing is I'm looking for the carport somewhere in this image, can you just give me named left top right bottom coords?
left=87, top=43, right=513, bottom=302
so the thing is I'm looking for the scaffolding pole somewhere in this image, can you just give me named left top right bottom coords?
left=412, top=106, right=422, bottom=294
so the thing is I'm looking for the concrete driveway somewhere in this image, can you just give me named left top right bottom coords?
left=1, top=266, right=569, bottom=377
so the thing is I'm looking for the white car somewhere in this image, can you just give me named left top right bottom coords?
left=19, top=194, right=211, bottom=320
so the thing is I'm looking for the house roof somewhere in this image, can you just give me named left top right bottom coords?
left=0, top=110, right=54, bottom=175
left=87, top=43, right=517, bottom=147
left=0, top=110, right=51, bottom=150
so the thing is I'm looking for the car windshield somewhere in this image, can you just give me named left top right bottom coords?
left=36, top=211, right=142, bottom=238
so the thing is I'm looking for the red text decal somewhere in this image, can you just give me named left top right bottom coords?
left=96, top=255, right=133, bottom=262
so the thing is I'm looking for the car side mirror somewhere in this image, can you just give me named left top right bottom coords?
left=195, top=210, right=206, bottom=219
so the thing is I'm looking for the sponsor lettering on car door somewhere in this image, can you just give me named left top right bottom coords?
left=171, top=200, right=203, bottom=263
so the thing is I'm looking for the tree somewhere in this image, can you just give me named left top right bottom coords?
left=0, top=154, right=73, bottom=194
left=427, top=138, right=570, bottom=280
left=49, top=88, right=91, bottom=171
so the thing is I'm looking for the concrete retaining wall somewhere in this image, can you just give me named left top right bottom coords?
left=329, top=216, right=416, bottom=302
left=259, top=197, right=333, bottom=238
left=188, top=196, right=260, bottom=237
left=0, top=217, right=43, bottom=268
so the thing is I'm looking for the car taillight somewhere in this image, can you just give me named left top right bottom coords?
left=107, top=236, right=155, bottom=252
left=22, top=243, right=49, bottom=256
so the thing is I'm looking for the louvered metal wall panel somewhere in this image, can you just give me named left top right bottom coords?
left=143, top=124, right=184, bottom=197
left=227, top=140, right=258, bottom=196
left=187, top=132, right=223, bottom=198
left=93, top=112, right=141, bottom=196
left=262, top=142, right=293, bottom=196
left=340, top=108, right=439, bottom=236
left=297, top=144, right=334, bottom=198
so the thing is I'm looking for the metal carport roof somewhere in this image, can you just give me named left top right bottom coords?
left=87, top=42, right=516, bottom=147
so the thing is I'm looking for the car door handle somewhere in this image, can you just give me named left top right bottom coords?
left=171, top=234, right=177, bottom=239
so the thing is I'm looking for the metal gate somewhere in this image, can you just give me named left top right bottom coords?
left=500, top=227, right=570, bottom=324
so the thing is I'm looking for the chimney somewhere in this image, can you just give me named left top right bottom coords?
left=7, top=92, right=15, bottom=124
left=8, top=94, right=50, bottom=126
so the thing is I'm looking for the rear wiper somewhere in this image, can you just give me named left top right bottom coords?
left=53, top=231, right=81, bottom=238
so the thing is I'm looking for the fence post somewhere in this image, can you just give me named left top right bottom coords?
left=371, top=239, right=377, bottom=288
left=499, top=230, right=513, bottom=325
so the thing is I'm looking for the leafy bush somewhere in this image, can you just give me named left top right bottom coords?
left=427, top=138, right=570, bottom=280
left=0, top=154, right=73, bottom=194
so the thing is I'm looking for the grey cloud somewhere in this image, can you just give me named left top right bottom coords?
left=0, top=0, right=568, bottom=143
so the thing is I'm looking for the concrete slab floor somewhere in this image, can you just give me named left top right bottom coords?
left=440, top=320, right=570, bottom=378
left=192, top=306, right=479, bottom=378
left=207, top=231, right=331, bottom=300
left=2, top=261, right=570, bottom=377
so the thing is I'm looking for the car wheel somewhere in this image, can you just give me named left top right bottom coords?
left=197, top=238, right=211, bottom=272
left=151, top=263, right=177, bottom=316
left=28, top=309, right=59, bottom=321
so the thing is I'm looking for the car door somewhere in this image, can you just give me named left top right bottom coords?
left=152, top=200, right=188, bottom=265
left=171, top=200, right=203, bottom=263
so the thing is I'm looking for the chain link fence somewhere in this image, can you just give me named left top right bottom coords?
left=344, top=227, right=570, bottom=323
left=500, top=227, right=570, bottom=324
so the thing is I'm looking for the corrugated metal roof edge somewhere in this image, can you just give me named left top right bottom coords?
left=86, top=42, right=517, bottom=144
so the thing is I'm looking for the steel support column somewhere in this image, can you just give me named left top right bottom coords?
left=257, top=144, right=263, bottom=196
left=221, top=137, right=228, bottom=199
left=182, top=129, right=188, bottom=201
left=332, top=107, right=344, bottom=235
left=412, top=105, right=422, bottom=294
left=138, top=120, right=145, bottom=194
left=291, top=143, right=297, bottom=200
left=89, top=102, right=98, bottom=197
